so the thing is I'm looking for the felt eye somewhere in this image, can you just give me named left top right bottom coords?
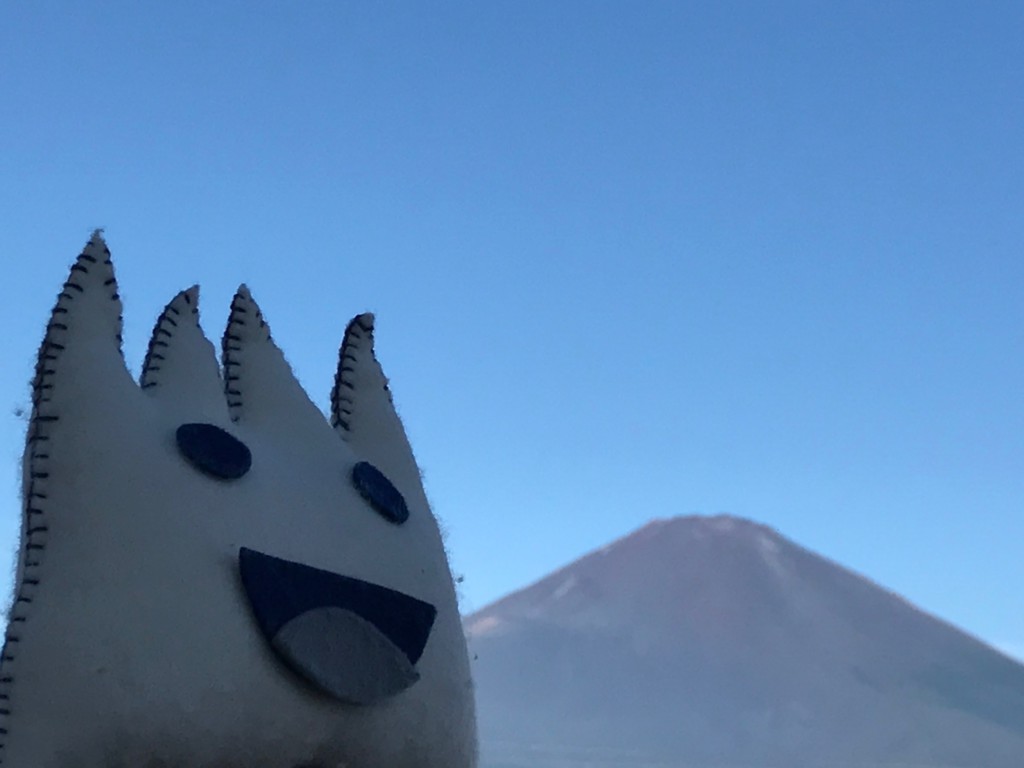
left=351, top=462, right=409, bottom=525
left=176, top=423, right=252, bottom=480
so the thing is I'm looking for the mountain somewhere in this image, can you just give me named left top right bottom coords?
left=465, top=515, right=1024, bottom=768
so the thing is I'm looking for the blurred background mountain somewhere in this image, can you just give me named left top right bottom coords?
left=467, top=516, right=1024, bottom=768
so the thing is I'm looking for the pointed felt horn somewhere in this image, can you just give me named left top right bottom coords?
left=16, top=232, right=136, bottom=619
left=36, top=230, right=125, bottom=368
left=140, top=286, right=230, bottom=424
left=221, top=286, right=335, bottom=444
left=331, top=314, right=423, bottom=498
left=31, top=231, right=132, bottom=411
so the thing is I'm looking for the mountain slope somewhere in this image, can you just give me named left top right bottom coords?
left=466, top=515, right=1024, bottom=767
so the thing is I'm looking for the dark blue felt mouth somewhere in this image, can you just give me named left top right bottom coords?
left=238, top=547, right=437, bottom=704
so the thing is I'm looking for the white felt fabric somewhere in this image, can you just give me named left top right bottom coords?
left=1, top=233, right=477, bottom=767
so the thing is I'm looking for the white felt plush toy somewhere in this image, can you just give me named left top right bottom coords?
left=1, top=233, right=477, bottom=767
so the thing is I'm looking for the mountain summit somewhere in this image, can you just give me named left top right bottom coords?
left=466, top=515, right=1024, bottom=767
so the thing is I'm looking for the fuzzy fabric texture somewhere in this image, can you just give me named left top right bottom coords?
left=1, top=233, right=477, bottom=767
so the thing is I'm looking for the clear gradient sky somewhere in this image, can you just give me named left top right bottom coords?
left=2, top=3, right=1022, bottom=660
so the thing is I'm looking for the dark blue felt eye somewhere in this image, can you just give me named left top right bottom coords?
left=176, top=423, right=252, bottom=480
left=351, top=462, right=409, bottom=525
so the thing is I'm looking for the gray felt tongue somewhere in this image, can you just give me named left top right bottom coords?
left=272, top=607, right=419, bottom=705
left=237, top=546, right=437, bottom=705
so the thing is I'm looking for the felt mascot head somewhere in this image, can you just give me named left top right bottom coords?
left=1, top=233, right=477, bottom=767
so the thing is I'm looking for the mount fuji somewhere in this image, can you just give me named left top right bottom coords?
left=466, top=515, right=1024, bottom=767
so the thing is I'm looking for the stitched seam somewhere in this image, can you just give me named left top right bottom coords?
left=222, top=292, right=269, bottom=422
left=140, top=291, right=196, bottom=390
left=331, top=314, right=384, bottom=436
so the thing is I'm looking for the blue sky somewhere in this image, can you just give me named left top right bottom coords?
left=2, top=2, right=1022, bottom=659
